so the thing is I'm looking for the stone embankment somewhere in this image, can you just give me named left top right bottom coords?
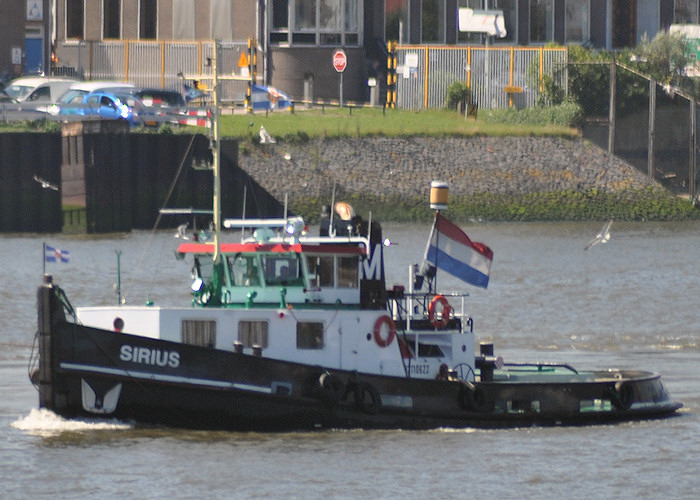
left=237, top=136, right=693, bottom=221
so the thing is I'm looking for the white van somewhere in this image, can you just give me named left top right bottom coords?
left=4, top=76, right=77, bottom=104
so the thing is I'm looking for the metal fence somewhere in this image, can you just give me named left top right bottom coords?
left=56, top=40, right=250, bottom=103
left=395, top=45, right=568, bottom=110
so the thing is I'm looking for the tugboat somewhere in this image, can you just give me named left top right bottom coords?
left=31, top=46, right=681, bottom=432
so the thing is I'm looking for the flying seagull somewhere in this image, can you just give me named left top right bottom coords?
left=584, top=219, right=613, bottom=250
left=33, top=175, right=59, bottom=191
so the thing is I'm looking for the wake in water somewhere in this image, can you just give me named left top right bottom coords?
left=11, top=408, right=133, bottom=437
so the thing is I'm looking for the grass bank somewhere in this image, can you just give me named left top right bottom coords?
left=290, top=188, right=698, bottom=223
left=220, top=108, right=580, bottom=140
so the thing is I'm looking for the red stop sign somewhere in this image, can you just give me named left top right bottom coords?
left=332, top=49, right=347, bottom=73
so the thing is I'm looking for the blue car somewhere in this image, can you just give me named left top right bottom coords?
left=58, top=90, right=147, bottom=127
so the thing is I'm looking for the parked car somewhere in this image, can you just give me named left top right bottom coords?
left=130, top=88, right=185, bottom=108
left=3, top=76, right=77, bottom=104
left=126, top=88, right=187, bottom=126
left=48, top=81, right=135, bottom=115
left=58, top=90, right=147, bottom=127
left=0, top=89, right=16, bottom=103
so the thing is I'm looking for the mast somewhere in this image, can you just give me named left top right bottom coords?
left=212, top=40, right=222, bottom=262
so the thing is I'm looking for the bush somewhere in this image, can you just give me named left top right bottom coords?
left=445, top=81, right=471, bottom=112
left=480, top=101, right=583, bottom=127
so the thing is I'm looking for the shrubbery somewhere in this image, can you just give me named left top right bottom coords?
left=479, top=101, right=584, bottom=127
left=290, top=189, right=698, bottom=223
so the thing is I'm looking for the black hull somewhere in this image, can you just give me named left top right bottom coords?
left=36, top=280, right=682, bottom=432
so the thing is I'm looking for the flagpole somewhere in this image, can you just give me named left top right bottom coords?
left=429, top=181, right=449, bottom=294
left=434, top=212, right=440, bottom=293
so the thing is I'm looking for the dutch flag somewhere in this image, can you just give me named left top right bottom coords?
left=423, top=213, right=493, bottom=289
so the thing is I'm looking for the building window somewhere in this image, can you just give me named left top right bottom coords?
left=239, top=321, right=269, bottom=348
left=494, top=0, right=517, bottom=43
left=457, top=0, right=484, bottom=44
left=530, top=0, right=553, bottom=43
left=297, top=322, right=324, bottom=349
left=422, top=0, right=445, bottom=43
left=173, top=0, right=195, bottom=40
left=210, top=0, right=232, bottom=39
left=182, top=320, right=217, bottom=348
left=271, top=0, right=361, bottom=47
left=103, top=0, right=121, bottom=39
left=140, top=0, right=157, bottom=39
left=66, top=0, right=84, bottom=39
left=565, top=0, right=589, bottom=43
left=676, top=0, right=699, bottom=23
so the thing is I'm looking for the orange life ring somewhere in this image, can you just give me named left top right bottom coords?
left=429, top=295, right=452, bottom=328
left=373, top=315, right=396, bottom=347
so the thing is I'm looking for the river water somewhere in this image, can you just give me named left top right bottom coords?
left=2, top=221, right=699, bottom=499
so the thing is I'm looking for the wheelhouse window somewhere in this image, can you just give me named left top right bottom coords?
left=239, top=321, right=269, bottom=348
left=306, top=254, right=358, bottom=288
left=307, top=255, right=333, bottom=287
left=271, top=0, right=362, bottom=47
left=66, top=0, right=84, bottom=39
left=103, top=0, right=121, bottom=39
left=182, top=319, right=216, bottom=348
left=227, top=254, right=261, bottom=287
left=297, top=322, right=324, bottom=349
left=194, top=255, right=215, bottom=283
left=337, top=256, right=358, bottom=288
left=261, top=254, right=302, bottom=286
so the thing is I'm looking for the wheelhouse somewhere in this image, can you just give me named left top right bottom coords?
left=178, top=240, right=368, bottom=308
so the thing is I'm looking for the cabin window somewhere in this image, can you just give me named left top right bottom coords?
left=261, top=254, right=302, bottom=286
left=337, top=256, right=358, bottom=288
left=297, top=322, right=324, bottom=349
left=228, top=254, right=260, bottom=286
left=182, top=320, right=216, bottom=348
left=306, top=255, right=334, bottom=287
left=418, top=343, right=444, bottom=357
left=239, top=320, right=269, bottom=348
left=194, top=256, right=214, bottom=282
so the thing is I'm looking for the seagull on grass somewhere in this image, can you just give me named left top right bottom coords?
left=33, top=175, right=58, bottom=191
left=585, top=219, right=613, bottom=250
left=259, top=126, right=276, bottom=144
left=175, top=223, right=190, bottom=240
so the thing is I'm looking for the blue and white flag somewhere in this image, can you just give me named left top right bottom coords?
left=251, top=84, right=291, bottom=111
left=183, top=83, right=206, bottom=103
left=45, top=244, right=70, bottom=263
left=423, top=213, right=493, bottom=288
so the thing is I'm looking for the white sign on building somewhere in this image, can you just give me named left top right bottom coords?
left=27, top=0, right=43, bottom=21
left=458, top=9, right=507, bottom=38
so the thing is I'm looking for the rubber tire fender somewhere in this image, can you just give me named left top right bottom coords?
left=458, top=382, right=490, bottom=412
left=316, top=372, right=345, bottom=407
left=354, top=382, right=381, bottom=414
left=612, top=381, right=634, bottom=410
